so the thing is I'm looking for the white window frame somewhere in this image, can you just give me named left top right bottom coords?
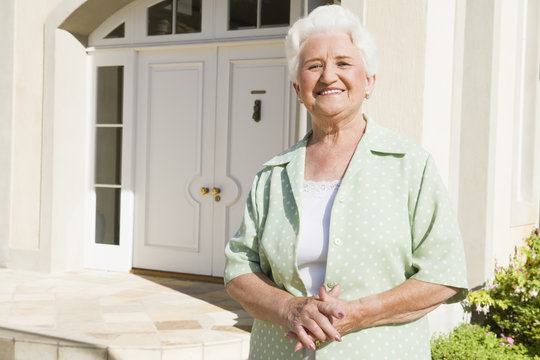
left=88, top=0, right=302, bottom=48
left=511, top=0, right=540, bottom=226
left=85, top=50, right=136, bottom=271
left=88, top=2, right=136, bottom=46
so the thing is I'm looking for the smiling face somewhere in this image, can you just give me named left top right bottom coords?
left=294, top=31, right=375, bottom=124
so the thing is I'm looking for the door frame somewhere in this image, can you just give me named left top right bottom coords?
left=86, top=39, right=302, bottom=273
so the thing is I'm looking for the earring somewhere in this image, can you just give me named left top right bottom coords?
left=297, top=97, right=303, bottom=104
left=365, top=92, right=371, bottom=99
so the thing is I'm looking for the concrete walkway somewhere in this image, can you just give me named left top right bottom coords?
left=0, top=269, right=252, bottom=360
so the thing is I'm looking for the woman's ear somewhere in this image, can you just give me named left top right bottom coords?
left=293, top=83, right=300, bottom=96
left=366, top=75, right=376, bottom=94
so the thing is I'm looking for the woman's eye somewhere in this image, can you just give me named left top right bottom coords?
left=308, top=64, right=322, bottom=70
left=337, top=62, right=350, bottom=67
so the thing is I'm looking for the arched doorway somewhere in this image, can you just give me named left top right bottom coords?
left=85, top=0, right=302, bottom=276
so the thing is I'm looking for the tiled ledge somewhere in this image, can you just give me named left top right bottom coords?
left=0, top=327, right=249, bottom=360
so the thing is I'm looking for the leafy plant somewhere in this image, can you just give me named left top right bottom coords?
left=466, top=228, right=540, bottom=356
left=431, top=323, right=531, bottom=360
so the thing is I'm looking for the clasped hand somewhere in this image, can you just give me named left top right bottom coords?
left=283, top=284, right=354, bottom=352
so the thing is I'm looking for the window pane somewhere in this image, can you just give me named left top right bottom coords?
left=148, top=0, right=173, bottom=35
left=104, top=23, right=125, bottom=39
left=176, top=0, right=202, bottom=34
left=95, top=187, right=121, bottom=245
left=261, top=0, right=290, bottom=28
left=229, top=0, right=257, bottom=30
left=308, top=0, right=340, bottom=13
left=96, top=66, right=123, bottom=125
left=95, top=127, right=122, bottom=185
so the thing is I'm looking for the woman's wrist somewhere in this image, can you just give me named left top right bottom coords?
left=345, top=296, right=380, bottom=332
left=277, top=293, right=297, bottom=328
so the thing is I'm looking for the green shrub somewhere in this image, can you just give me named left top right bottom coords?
left=431, top=323, right=531, bottom=360
left=467, top=228, right=540, bottom=356
left=431, top=228, right=540, bottom=359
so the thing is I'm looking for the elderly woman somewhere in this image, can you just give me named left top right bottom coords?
left=224, top=5, right=468, bottom=360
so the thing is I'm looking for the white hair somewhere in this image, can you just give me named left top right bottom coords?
left=285, top=5, right=378, bottom=82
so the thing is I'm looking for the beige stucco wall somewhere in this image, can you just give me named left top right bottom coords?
left=363, top=0, right=427, bottom=143
left=8, top=0, right=61, bottom=271
left=0, top=0, right=15, bottom=267
left=10, top=0, right=62, bottom=251
left=50, top=29, right=89, bottom=271
left=363, top=0, right=462, bottom=191
left=8, top=0, right=89, bottom=271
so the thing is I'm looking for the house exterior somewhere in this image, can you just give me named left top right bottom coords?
left=0, top=0, right=538, bottom=334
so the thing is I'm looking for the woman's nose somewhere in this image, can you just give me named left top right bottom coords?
left=320, top=64, right=338, bottom=83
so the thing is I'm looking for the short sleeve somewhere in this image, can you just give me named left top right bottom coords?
left=409, top=155, right=468, bottom=301
left=224, top=177, right=263, bottom=285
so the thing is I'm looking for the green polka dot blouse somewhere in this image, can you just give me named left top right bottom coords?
left=224, top=117, right=469, bottom=360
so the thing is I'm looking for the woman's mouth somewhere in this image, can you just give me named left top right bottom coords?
left=318, top=89, right=344, bottom=95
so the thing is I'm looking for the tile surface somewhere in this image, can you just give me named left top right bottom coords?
left=0, top=269, right=251, bottom=359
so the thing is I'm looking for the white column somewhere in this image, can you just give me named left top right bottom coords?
left=421, top=0, right=457, bottom=187
left=341, top=0, right=365, bottom=21
left=457, top=0, right=496, bottom=288
left=422, top=0, right=468, bottom=334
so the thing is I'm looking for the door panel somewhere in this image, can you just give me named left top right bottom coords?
left=228, top=61, right=290, bottom=198
left=133, top=48, right=217, bottom=275
left=213, top=44, right=293, bottom=276
left=146, top=64, right=201, bottom=250
left=133, top=43, right=295, bottom=276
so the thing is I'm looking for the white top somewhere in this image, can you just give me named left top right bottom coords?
left=297, top=180, right=341, bottom=296
left=298, top=180, right=341, bottom=360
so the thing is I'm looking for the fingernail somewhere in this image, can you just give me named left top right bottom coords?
left=335, top=334, right=342, bottom=342
left=309, top=342, right=316, bottom=351
left=338, top=312, right=345, bottom=318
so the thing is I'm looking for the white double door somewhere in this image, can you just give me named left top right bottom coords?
left=133, top=43, right=294, bottom=277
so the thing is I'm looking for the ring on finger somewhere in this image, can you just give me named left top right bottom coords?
left=314, top=339, right=321, bottom=349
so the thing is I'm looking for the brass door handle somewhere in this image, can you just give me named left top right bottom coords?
left=211, top=187, right=221, bottom=195
left=200, top=187, right=209, bottom=195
